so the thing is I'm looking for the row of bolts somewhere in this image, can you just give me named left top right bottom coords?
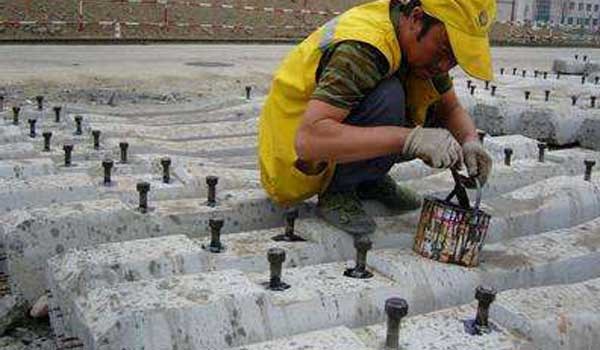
left=0, top=86, right=254, bottom=114
left=478, top=131, right=597, bottom=181
left=205, top=216, right=497, bottom=343
left=466, top=76, right=599, bottom=107
left=6, top=95, right=583, bottom=342
left=6, top=86, right=256, bottom=143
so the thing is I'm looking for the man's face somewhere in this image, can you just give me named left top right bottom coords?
left=403, top=8, right=458, bottom=80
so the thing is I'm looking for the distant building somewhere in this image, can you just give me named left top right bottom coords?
left=496, top=0, right=600, bottom=28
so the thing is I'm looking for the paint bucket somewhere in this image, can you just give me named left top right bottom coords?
left=413, top=171, right=491, bottom=267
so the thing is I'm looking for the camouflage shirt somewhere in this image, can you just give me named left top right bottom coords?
left=311, top=1, right=453, bottom=111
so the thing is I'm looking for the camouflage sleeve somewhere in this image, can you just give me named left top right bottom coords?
left=311, top=40, right=390, bottom=111
left=431, top=73, right=454, bottom=95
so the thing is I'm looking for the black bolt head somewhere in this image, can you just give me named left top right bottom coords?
left=504, top=148, right=513, bottom=156
left=354, top=236, right=373, bottom=252
left=477, top=130, right=486, bottom=142
left=538, top=142, right=547, bottom=150
left=119, top=142, right=129, bottom=149
left=102, top=159, right=114, bottom=168
left=74, top=115, right=83, bottom=123
left=63, top=144, right=73, bottom=152
left=42, top=131, right=52, bottom=138
left=28, top=118, right=36, bottom=125
left=12, top=106, right=20, bottom=113
left=475, top=285, right=496, bottom=305
left=585, top=160, right=596, bottom=168
left=209, top=218, right=224, bottom=230
left=267, top=247, right=286, bottom=265
left=53, top=106, right=61, bottom=112
left=160, top=157, right=171, bottom=167
left=136, top=181, right=150, bottom=193
left=206, top=175, right=219, bottom=186
left=92, top=130, right=101, bottom=137
left=385, top=297, right=409, bottom=319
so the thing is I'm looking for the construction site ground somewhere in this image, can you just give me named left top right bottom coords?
left=1, top=44, right=600, bottom=349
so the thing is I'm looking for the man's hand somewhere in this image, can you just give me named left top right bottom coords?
left=402, top=126, right=463, bottom=169
left=462, top=141, right=493, bottom=187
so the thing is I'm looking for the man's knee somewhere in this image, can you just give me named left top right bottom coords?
left=345, top=76, right=406, bottom=127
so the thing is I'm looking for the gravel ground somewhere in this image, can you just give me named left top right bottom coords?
left=1, top=44, right=599, bottom=109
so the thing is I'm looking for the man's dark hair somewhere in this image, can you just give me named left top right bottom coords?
left=395, top=0, right=442, bottom=40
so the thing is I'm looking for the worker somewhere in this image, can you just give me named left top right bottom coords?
left=258, top=0, right=495, bottom=235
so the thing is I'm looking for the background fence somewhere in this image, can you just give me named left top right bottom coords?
left=1, top=0, right=600, bottom=45
left=0, top=0, right=360, bottom=40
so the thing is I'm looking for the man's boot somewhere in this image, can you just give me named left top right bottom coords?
left=357, top=174, right=422, bottom=211
left=317, top=189, right=376, bottom=236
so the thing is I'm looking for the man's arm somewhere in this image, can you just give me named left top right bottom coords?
left=295, top=99, right=411, bottom=164
left=437, top=87, right=478, bottom=144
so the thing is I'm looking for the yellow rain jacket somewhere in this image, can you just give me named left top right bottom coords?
left=258, top=0, right=442, bottom=206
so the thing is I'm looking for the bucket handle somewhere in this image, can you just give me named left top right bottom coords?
left=444, top=169, right=482, bottom=212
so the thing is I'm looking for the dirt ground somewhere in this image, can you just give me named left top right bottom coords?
left=1, top=44, right=600, bottom=109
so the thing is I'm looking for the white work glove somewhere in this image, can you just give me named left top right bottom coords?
left=462, top=140, right=493, bottom=187
left=402, top=126, right=463, bottom=169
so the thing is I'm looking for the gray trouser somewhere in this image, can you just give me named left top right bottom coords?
left=326, top=76, right=407, bottom=192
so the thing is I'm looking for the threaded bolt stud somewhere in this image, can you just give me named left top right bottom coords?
left=63, top=144, right=74, bottom=167
left=36, top=95, right=44, bottom=110
left=28, top=118, right=37, bottom=138
left=538, top=142, right=547, bottom=163
left=160, top=157, right=171, bottom=184
left=204, top=218, right=225, bottom=253
left=92, top=130, right=101, bottom=150
left=136, top=181, right=150, bottom=213
left=12, top=106, right=20, bottom=125
left=206, top=175, right=218, bottom=207
left=477, top=130, right=486, bottom=143
left=344, top=236, right=374, bottom=279
left=119, top=142, right=129, bottom=163
left=102, top=159, right=113, bottom=185
left=504, top=148, right=513, bottom=166
left=385, top=298, right=409, bottom=349
left=584, top=160, right=596, bottom=182
left=267, top=248, right=290, bottom=291
left=42, top=132, right=52, bottom=152
left=474, top=285, right=496, bottom=333
left=53, top=106, right=61, bottom=123
left=74, top=115, right=83, bottom=135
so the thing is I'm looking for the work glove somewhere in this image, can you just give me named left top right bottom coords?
left=402, top=126, right=463, bottom=169
left=462, top=140, right=493, bottom=188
